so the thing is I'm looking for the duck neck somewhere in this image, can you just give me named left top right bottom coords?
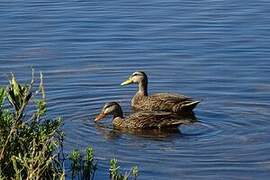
left=112, top=109, right=124, bottom=128
left=138, top=79, right=148, bottom=96
left=113, top=108, right=124, bottom=119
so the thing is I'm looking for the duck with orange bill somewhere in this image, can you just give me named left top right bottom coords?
left=95, top=102, right=196, bottom=130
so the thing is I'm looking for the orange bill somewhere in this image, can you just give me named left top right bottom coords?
left=94, top=113, right=106, bottom=122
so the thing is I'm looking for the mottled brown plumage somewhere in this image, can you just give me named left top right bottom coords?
left=95, top=102, right=195, bottom=129
left=121, top=71, right=200, bottom=113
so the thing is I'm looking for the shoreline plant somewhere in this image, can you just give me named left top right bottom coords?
left=0, top=71, right=138, bottom=179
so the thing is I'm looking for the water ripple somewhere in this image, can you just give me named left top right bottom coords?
left=1, top=0, right=270, bottom=179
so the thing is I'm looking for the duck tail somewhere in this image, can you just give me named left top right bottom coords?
left=181, top=101, right=200, bottom=111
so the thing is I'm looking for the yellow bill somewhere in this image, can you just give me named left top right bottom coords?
left=121, top=78, right=133, bottom=86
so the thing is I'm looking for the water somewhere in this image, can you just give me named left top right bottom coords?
left=1, top=0, right=270, bottom=179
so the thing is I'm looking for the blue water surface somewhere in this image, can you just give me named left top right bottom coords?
left=1, top=0, right=270, bottom=179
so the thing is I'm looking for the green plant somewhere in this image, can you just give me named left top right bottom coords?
left=0, top=71, right=64, bottom=179
left=110, top=158, right=138, bottom=180
left=70, top=149, right=82, bottom=178
left=0, top=71, right=139, bottom=179
left=69, top=146, right=97, bottom=180
left=0, top=88, right=5, bottom=108
left=83, top=147, right=97, bottom=180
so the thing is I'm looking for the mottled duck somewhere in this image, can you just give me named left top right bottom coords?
left=95, top=102, right=195, bottom=129
left=121, top=71, right=200, bottom=114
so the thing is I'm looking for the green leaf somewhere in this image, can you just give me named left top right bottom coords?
left=0, top=88, right=5, bottom=108
left=11, top=74, right=21, bottom=97
left=86, top=146, right=94, bottom=162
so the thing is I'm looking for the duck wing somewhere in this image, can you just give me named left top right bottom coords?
left=150, top=93, right=199, bottom=112
left=125, top=111, right=194, bottom=129
left=151, top=93, right=192, bottom=102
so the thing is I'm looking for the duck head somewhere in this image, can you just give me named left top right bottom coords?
left=95, top=102, right=123, bottom=122
left=121, top=71, right=148, bottom=86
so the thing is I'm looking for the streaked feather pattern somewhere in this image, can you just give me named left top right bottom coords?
left=113, top=111, right=195, bottom=129
left=132, top=92, right=200, bottom=113
left=95, top=102, right=196, bottom=130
